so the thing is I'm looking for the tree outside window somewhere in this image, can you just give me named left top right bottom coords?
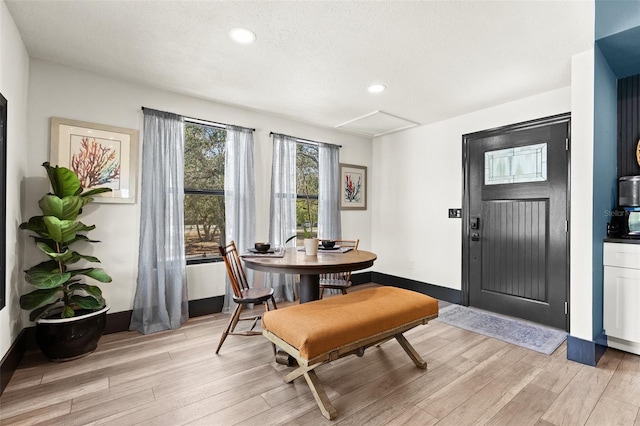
left=183, top=122, right=226, bottom=263
left=183, top=131, right=320, bottom=258
left=296, top=143, right=319, bottom=244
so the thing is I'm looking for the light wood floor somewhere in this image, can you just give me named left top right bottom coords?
left=2, top=284, right=639, bottom=426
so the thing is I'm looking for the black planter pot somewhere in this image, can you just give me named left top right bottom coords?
left=35, top=305, right=109, bottom=362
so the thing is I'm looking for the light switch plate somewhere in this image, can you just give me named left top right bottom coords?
left=448, top=208, right=462, bottom=218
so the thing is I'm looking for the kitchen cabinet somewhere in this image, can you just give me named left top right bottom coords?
left=604, top=241, right=640, bottom=355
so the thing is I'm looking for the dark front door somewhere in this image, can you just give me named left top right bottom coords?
left=464, top=115, right=569, bottom=330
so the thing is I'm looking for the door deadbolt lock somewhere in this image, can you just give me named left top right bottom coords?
left=471, top=233, right=480, bottom=241
left=470, top=217, right=480, bottom=229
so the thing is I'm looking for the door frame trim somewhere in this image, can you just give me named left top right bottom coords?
left=461, top=113, right=571, bottom=329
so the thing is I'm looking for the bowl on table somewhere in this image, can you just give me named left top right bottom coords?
left=254, top=242, right=271, bottom=253
left=321, top=240, right=336, bottom=249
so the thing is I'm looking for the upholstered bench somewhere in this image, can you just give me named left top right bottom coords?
left=262, top=286, right=439, bottom=420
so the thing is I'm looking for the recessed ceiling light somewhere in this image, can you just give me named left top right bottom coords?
left=229, top=28, right=256, bottom=44
left=368, top=84, right=386, bottom=93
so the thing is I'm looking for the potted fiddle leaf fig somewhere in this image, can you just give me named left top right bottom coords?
left=19, top=162, right=113, bottom=361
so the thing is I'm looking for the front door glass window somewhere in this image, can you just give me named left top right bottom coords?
left=484, top=143, right=547, bottom=185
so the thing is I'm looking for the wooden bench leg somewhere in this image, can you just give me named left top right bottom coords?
left=284, top=362, right=321, bottom=383
left=303, top=370, right=337, bottom=420
left=282, top=361, right=335, bottom=420
left=395, top=333, right=427, bottom=369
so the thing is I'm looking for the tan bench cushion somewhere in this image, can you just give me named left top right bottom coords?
left=262, top=287, right=438, bottom=360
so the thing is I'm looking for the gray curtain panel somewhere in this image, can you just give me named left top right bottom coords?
left=223, top=125, right=256, bottom=311
left=265, top=133, right=298, bottom=302
left=318, top=143, right=341, bottom=240
left=130, top=109, right=188, bottom=334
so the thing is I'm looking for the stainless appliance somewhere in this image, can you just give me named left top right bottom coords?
left=619, top=175, right=640, bottom=207
left=608, top=176, right=640, bottom=238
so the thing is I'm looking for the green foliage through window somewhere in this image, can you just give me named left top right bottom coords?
left=184, top=122, right=226, bottom=262
left=183, top=127, right=322, bottom=258
left=296, top=143, right=319, bottom=243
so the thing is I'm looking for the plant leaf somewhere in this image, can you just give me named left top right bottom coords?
left=20, top=288, right=60, bottom=310
left=35, top=241, right=72, bottom=260
left=69, top=295, right=104, bottom=310
left=34, top=240, right=56, bottom=254
left=69, top=234, right=101, bottom=244
left=19, top=216, right=47, bottom=235
left=30, top=236, right=58, bottom=248
left=42, top=216, right=95, bottom=244
left=64, top=252, right=101, bottom=265
left=84, top=268, right=112, bottom=283
left=25, top=259, right=60, bottom=274
left=36, top=238, right=69, bottom=259
left=55, top=234, right=100, bottom=249
left=25, top=269, right=71, bottom=289
left=70, top=283, right=103, bottom=299
left=70, top=295, right=104, bottom=310
left=61, top=306, right=75, bottom=318
left=29, top=301, right=63, bottom=321
left=81, top=187, right=112, bottom=198
left=69, top=268, right=112, bottom=283
left=44, top=162, right=82, bottom=198
left=34, top=243, right=79, bottom=265
left=38, top=195, right=89, bottom=220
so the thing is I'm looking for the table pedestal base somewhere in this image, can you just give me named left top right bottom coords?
left=300, top=274, right=320, bottom=303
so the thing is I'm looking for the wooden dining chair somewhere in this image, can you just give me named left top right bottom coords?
left=319, top=239, right=360, bottom=299
left=216, top=241, right=278, bottom=354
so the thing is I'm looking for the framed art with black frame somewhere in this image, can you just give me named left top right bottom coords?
left=0, top=93, right=7, bottom=310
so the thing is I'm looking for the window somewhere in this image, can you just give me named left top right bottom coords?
left=296, top=143, right=319, bottom=244
left=485, top=143, right=548, bottom=185
left=184, top=121, right=226, bottom=264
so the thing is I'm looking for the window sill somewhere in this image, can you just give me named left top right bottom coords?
left=186, top=257, right=223, bottom=266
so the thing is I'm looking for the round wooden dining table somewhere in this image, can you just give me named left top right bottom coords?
left=242, top=247, right=377, bottom=303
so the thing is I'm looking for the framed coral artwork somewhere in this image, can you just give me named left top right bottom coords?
left=50, top=117, right=138, bottom=203
left=340, top=163, right=367, bottom=210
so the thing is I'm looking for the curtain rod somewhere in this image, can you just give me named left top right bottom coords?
left=141, top=107, right=255, bottom=132
left=269, top=132, right=342, bottom=148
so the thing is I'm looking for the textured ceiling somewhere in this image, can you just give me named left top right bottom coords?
left=6, top=1, right=594, bottom=136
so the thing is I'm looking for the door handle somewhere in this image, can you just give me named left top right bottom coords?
left=471, top=233, right=480, bottom=241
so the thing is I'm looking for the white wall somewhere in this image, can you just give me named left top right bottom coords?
left=0, top=1, right=30, bottom=360
left=25, top=59, right=372, bottom=316
left=372, top=87, right=572, bottom=290
left=570, top=50, right=595, bottom=341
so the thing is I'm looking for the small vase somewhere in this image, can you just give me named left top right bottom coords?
left=304, top=238, right=319, bottom=256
